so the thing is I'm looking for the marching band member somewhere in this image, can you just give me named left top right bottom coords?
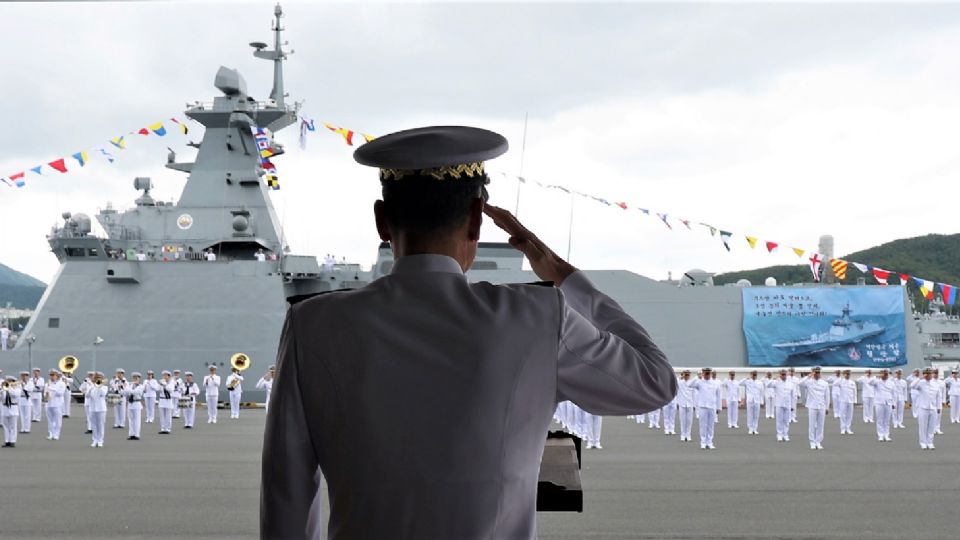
left=910, top=368, right=941, bottom=450
left=29, top=367, right=45, bottom=423
left=868, top=369, right=896, bottom=442
left=256, top=365, right=275, bottom=412
left=226, top=367, right=243, bottom=419
left=82, top=371, right=94, bottom=433
left=858, top=369, right=876, bottom=423
left=143, top=371, right=159, bottom=424
left=1, top=375, right=20, bottom=447
left=109, top=369, right=127, bottom=429
left=61, top=370, right=73, bottom=418
left=44, top=369, right=67, bottom=441
left=799, top=367, right=829, bottom=450
left=688, top=367, right=721, bottom=449
left=739, top=370, right=765, bottom=435
left=763, top=371, right=776, bottom=419
left=18, top=371, right=34, bottom=433
left=893, top=369, right=908, bottom=429
left=157, top=371, right=175, bottom=434
left=723, top=371, right=740, bottom=429
left=203, top=365, right=221, bottom=424
left=85, top=372, right=108, bottom=448
left=836, top=370, right=857, bottom=435
left=765, top=369, right=797, bottom=442
left=182, top=372, right=200, bottom=429
left=676, top=370, right=695, bottom=442
left=171, top=369, right=184, bottom=419
left=124, top=372, right=145, bottom=440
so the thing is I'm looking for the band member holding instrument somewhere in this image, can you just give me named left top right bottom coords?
left=81, top=371, right=95, bottom=434
left=124, top=373, right=145, bottom=440
left=157, top=371, right=176, bottom=434
left=30, top=367, right=45, bottom=423
left=182, top=372, right=200, bottom=429
left=109, top=369, right=127, bottom=429
left=203, top=366, right=221, bottom=424
left=1, top=375, right=20, bottom=447
left=84, top=372, right=108, bottom=448
left=256, top=366, right=275, bottom=412
left=44, top=369, right=67, bottom=441
left=17, top=371, right=34, bottom=433
left=143, top=371, right=159, bottom=424
left=171, top=369, right=184, bottom=419
left=61, top=370, right=73, bottom=418
left=226, top=367, right=243, bottom=419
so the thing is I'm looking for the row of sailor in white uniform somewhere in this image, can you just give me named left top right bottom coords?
left=555, top=366, right=958, bottom=451
left=0, top=364, right=276, bottom=448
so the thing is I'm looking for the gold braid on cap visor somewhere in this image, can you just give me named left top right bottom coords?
left=380, top=162, right=486, bottom=182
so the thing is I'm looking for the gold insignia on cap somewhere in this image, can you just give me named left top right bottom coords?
left=380, top=162, right=485, bottom=182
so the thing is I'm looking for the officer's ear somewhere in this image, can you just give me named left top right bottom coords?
left=466, top=197, right=483, bottom=242
left=373, top=200, right=392, bottom=242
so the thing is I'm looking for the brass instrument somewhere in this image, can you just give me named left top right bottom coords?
left=227, top=378, right=240, bottom=390
left=230, top=352, right=252, bottom=372
left=58, top=355, right=79, bottom=375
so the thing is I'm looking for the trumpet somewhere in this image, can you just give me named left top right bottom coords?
left=2, top=380, right=20, bottom=390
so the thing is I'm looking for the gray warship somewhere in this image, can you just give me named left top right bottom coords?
left=0, top=5, right=927, bottom=401
left=772, top=304, right=886, bottom=357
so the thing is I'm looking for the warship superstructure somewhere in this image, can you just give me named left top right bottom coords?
left=0, top=5, right=927, bottom=399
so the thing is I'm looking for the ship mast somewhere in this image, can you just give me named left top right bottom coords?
left=251, top=3, right=290, bottom=108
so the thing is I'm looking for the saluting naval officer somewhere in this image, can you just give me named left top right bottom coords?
left=868, top=369, right=896, bottom=442
left=676, top=370, right=696, bottom=441
left=260, top=126, right=676, bottom=539
left=911, top=368, right=941, bottom=450
left=893, top=369, right=908, bottom=429
left=687, top=367, right=722, bottom=449
left=799, top=367, right=829, bottom=449
left=739, top=370, right=765, bottom=435
left=765, top=369, right=798, bottom=442
left=723, top=370, right=740, bottom=429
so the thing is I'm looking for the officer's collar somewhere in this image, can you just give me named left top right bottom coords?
left=391, top=254, right=465, bottom=276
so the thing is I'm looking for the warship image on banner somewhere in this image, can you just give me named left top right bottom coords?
left=0, top=4, right=927, bottom=401
left=772, top=304, right=886, bottom=357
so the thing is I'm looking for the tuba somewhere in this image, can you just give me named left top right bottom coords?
left=230, top=353, right=251, bottom=372
left=59, top=355, right=79, bottom=375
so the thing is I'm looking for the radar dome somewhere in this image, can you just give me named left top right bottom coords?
left=232, top=215, right=249, bottom=232
left=72, top=213, right=92, bottom=235
left=680, top=269, right=715, bottom=287
left=735, top=279, right=752, bottom=287
left=764, top=277, right=777, bottom=287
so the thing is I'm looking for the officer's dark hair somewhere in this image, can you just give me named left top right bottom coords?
left=381, top=175, right=488, bottom=235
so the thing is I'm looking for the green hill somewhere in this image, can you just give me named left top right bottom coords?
left=0, top=262, right=46, bottom=309
left=714, top=233, right=960, bottom=312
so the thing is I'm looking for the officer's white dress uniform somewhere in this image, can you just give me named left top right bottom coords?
left=911, top=377, right=941, bottom=449
left=933, top=377, right=946, bottom=434
left=29, top=374, right=44, bottom=422
left=17, top=377, right=34, bottom=433
left=799, top=376, right=829, bottom=449
left=44, top=378, right=66, bottom=440
left=739, top=378, right=765, bottom=434
left=723, top=378, right=741, bottom=428
left=260, top=256, right=675, bottom=539
left=947, top=375, right=960, bottom=424
left=676, top=377, right=696, bottom=441
left=763, top=375, right=776, bottom=418
left=893, top=375, right=908, bottom=428
left=835, top=377, right=857, bottom=434
left=858, top=374, right=875, bottom=423
left=906, top=372, right=920, bottom=418
left=828, top=373, right=842, bottom=418
left=869, top=377, right=896, bottom=441
left=688, top=376, right=722, bottom=449
left=790, top=374, right=801, bottom=423
left=84, top=381, right=108, bottom=447
left=61, top=374, right=73, bottom=417
left=765, top=377, right=798, bottom=441
left=1, top=380, right=20, bottom=446
left=203, top=373, right=221, bottom=423
left=661, top=390, right=678, bottom=435
left=226, top=373, right=243, bottom=418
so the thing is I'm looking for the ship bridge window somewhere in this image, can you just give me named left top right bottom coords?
left=469, top=261, right=498, bottom=271
left=938, top=333, right=959, bottom=345
left=88, top=248, right=99, bottom=257
left=48, top=318, right=60, bottom=329
left=65, top=247, right=85, bottom=257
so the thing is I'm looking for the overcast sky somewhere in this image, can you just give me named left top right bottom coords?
left=2, top=1, right=959, bottom=284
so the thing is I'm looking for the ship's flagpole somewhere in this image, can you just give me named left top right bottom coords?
left=513, top=112, right=528, bottom=218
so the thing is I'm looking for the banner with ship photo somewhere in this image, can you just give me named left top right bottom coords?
left=742, top=287, right=907, bottom=368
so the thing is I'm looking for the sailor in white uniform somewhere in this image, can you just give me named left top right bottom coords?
left=44, top=369, right=66, bottom=440
left=260, top=127, right=676, bottom=540
left=765, top=369, right=798, bottom=442
left=828, top=370, right=842, bottom=419
left=788, top=368, right=800, bottom=423
left=203, top=366, right=221, bottom=424
left=932, top=369, right=946, bottom=434
left=143, top=371, right=159, bottom=424
left=868, top=369, right=896, bottom=442
left=676, top=370, right=696, bottom=441
left=584, top=410, right=603, bottom=449
left=723, top=371, right=741, bottom=429
left=763, top=371, right=776, bottom=418
left=893, top=369, right=908, bottom=428
left=661, top=386, right=678, bottom=435
left=256, top=366, right=275, bottom=412
left=835, top=370, right=857, bottom=434
left=171, top=370, right=183, bottom=419
left=61, top=371, right=73, bottom=418
left=17, top=371, right=33, bottom=433
left=739, top=370, right=764, bottom=435
left=83, top=373, right=108, bottom=448
left=910, top=368, right=941, bottom=450
left=646, top=402, right=660, bottom=430
left=1, top=376, right=20, bottom=447
left=182, top=372, right=200, bottom=429
left=688, top=367, right=722, bottom=449
left=947, top=369, right=960, bottom=424
left=124, top=372, right=145, bottom=440
left=109, top=369, right=126, bottom=428
left=157, top=371, right=175, bottom=434
left=226, top=367, right=244, bottom=419
left=858, top=369, right=875, bottom=423
left=799, top=367, right=829, bottom=449
left=29, top=368, right=44, bottom=423
left=81, top=371, right=94, bottom=433
left=906, top=368, right=921, bottom=418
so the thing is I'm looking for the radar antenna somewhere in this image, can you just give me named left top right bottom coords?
left=250, top=3, right=292, bottom=108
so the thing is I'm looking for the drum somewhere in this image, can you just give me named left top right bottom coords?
left=177, top=397, right=193, bottom=408
left=106, top=393, right=122, bottom=405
